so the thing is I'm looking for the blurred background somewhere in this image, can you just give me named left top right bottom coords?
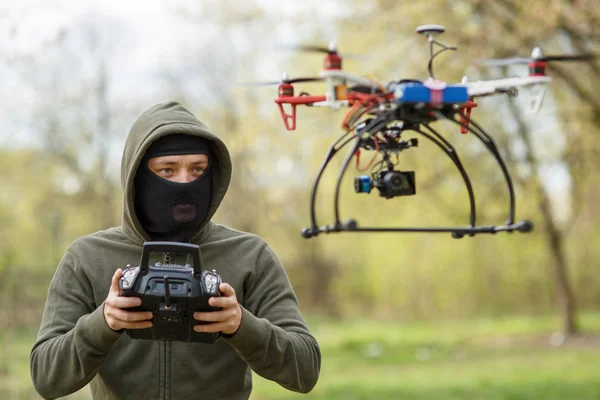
left=1, top=0, right=599, bottom=399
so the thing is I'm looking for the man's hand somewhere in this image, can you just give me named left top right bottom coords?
left=193, top=283, right=242, bottom=335
left=103, top=268, right=153, bottom=331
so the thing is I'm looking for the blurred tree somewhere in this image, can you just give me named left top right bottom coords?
left=9, top=17, right=125, bottom=233
left=460, top=0, right=600, bottom=336
left=504, top=93, right=579, bottom=334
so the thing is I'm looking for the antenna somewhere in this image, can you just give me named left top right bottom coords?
left=416, top=24, right=457, bottom=80
left=416, top=24, right=446, bottom=39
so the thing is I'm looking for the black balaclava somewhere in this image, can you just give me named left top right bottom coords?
left=134, top=134, right=213, bottom=242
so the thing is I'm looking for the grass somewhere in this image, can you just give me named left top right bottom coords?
left=249, top=312, right=600, bottom=400
left=3, top=312, right=600, bottom=399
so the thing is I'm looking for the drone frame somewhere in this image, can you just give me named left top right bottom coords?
left=259, top=24, right=597, bottom=239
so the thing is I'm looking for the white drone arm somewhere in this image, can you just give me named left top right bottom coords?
left=310, top=100, right=351, bottom=108
left=465, top=76, right=551, bottom=97
left=465, top=76, right=551, bottom=114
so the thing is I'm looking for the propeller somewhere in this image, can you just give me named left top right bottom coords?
left=283, top=44, right=335, bottom=54
left=241, top=72, right=324, bottom=87
left=277, top=40, right=366, bottom=59
left=278, top=39, right=339, bottom=54
left=477, top=47, right=598, bottom=67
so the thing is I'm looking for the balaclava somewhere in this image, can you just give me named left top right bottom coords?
left=134, top=134, right=213, bottom=242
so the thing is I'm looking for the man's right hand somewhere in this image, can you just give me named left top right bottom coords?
left=104, top=268, right=153, bottom=331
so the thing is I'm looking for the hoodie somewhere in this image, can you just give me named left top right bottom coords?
left=30, top=101, right=321, bottom=400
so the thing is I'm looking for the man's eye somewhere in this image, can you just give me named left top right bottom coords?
left=193, top=167, right=205, bottom=174
left=159, top=168, right=174, bottom=174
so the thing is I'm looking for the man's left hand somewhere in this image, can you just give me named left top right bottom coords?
left=193, top=283, right=242, bottom=335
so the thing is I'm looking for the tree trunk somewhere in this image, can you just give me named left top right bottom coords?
left=534, top=177, right=578, bottom=334
left=506, top=97, right=579, bottom=334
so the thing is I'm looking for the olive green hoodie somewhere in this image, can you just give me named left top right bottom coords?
left=30, top=101, right=321, bottom=399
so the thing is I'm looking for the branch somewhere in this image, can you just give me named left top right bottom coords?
left=556, top=21, right=600, bottom=79
left=548, top=63, right=600, bottom=117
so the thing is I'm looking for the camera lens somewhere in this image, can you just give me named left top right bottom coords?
left=388, top=173, right=407, bottom=190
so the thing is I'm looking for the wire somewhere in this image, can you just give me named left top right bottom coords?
left=362, top=75, right=387, bottom=94
left=371, top=159, right=385, bottom=173
left=341, top=102, right=366, bottom=130
left=357, top=135, right=380, bottom=172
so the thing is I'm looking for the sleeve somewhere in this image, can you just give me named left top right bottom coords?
left=30, top=249, right=122, bottom=399
left=221, top=243, right=321, bottom=394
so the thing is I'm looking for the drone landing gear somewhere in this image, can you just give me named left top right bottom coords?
left=300, top=111, right=534, bottom=240
left=300, top=219, right=534, bottom=239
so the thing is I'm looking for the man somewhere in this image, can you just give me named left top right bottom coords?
left=30, top=101, right=321, bottom=399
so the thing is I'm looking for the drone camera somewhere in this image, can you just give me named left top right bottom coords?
left=380, top=170, right=416, bottom=198
left=354, top=171, right=416, bottom=199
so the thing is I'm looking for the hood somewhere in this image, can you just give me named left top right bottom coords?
left=120, top=101, right=232, bottom=243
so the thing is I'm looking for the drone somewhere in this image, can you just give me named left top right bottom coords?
left=253, top=24, right=597, bottom=239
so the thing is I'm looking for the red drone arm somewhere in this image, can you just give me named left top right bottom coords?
left=459, top=100, right=478, bottom=134
left=276, top=103, right=296, bottom=131
left=273, top=89, right=391, bottom=131
left=275, top=95, right=327, bottom=105
left=275, top=95, right=327, bottom=131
